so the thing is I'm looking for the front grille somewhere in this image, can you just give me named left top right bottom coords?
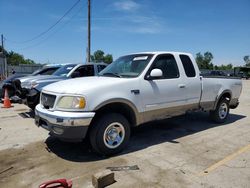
left=41, top=93, right=56, bottom=109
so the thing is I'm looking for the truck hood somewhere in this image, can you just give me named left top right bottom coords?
left=43, top=76, right=130, bottom=95
left=21, top=75, right=66, bottom=90
left=20, top=75, right=58, bottom=83
left=21, top=75, right=65, bottom=84
left=35, top=75, right=65, bottom=83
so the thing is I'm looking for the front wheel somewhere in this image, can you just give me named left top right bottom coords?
left=89, top=113, right=131, bottom=156
left=210, top=98, right=230, bottom=123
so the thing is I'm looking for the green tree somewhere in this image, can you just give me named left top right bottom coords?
left=103, top=54, right=113, bottom=64
left=196, top=52, right=214, bottom=70
left=214, top=63, right=233, bottom=70
left=92, top=50, right=105, bottom=62
left=91, top=50, right=113, bottom=64
left=25, top=58, right=36, bottom=64
left=1, top=46, right=36, bottom=65
left=244, top=56, right=250, bottom=66
left=7, top=51, right=26, bottom=65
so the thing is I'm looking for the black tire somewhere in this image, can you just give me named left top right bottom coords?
left=27, top=93, right=40, bottom=111
left=210, top=98, right=230, bottom=123
left=27, top=99, right=38, bottom=111
left=28, top=103, right=36, bottom=111
left=89, top=113, right=130, bottom=156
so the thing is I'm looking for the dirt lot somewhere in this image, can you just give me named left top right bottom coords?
left=0, top=80, right=250, bottom=188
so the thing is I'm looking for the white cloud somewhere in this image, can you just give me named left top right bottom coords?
left=132, top=27, right=161, bottom=34
left=110, top=1, right=168, bottom=34
left=78, top=15, right=167, bottom=34
left=72, top=1, right=169, bottom=35
left=113, top=0, right=140, bottom=11
left=124, top=16, right=167, bottom=34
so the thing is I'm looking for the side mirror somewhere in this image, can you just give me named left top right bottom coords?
left=71, top=71, right=80, bottom=78
left=146, top=69, right=163, bottom=80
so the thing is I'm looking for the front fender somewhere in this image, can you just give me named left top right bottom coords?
left=94, top=98, right=137, bottom=111
left=94, top=98, right=143, bottom=126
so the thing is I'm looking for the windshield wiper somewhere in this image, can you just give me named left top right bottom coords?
left=102, top=72, right=122, bottom=78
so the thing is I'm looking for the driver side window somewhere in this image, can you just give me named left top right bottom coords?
left=151, top=54, right=179, bottom=79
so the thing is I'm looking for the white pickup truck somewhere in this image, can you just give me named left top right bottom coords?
left=35, top=52, right=242, bottom=155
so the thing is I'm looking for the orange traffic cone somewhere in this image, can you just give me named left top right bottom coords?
left=2, top=88, right=13, bottom=108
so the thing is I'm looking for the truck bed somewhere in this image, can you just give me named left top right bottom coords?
left=200, top=77, right=242, bottom=110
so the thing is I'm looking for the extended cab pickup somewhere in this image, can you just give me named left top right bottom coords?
left=35, top=52, right=242, bottom=155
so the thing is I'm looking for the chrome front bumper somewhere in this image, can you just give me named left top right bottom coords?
left=34, top=104, right=95, bottom=141
left=35, top=104, right=95, bottom=127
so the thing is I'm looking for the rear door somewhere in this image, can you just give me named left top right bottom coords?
left=72, top=65, right=95, bottom=77
left=178, top=54, right=201, bottom=109
left=140, top=53, right=187, bottom=121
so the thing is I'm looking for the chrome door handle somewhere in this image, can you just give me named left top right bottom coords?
left=178, top=84, right=186, bottom=88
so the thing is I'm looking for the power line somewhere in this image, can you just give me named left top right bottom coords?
left=14, top=5, right=83, bottom=51
left=6, top=0, right=81, bottom=44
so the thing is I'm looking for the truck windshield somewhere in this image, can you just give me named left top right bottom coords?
left=31, top=67, right=60, bottom=76
left=99, top=54, right=153, bottom=78
left=52, top=64, right=77, bottom=77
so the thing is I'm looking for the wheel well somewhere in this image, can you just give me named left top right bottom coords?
left=213, top=92, right=231, bottom=110
left=220, top=92, right=231, bottom=102
left=93, top=103, right=137, bottom=127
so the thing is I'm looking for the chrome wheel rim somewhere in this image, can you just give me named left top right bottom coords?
left=103, top=122, right=125, bottom=149
left=219, top=103, right=228, bottom=119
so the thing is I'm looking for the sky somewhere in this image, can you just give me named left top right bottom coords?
left=0, top=0, right=249, bottom=66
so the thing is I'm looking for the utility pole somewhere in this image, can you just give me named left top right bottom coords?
left=1, top=34, right=7, bottom=78
left=87, top=0, right=91, bottom=62
left=1, top=34, right=3, bottom=52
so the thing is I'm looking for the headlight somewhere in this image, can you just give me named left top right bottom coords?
left=31, top=81, right=39, bottom=88
left=22, top=81, right=38, bottom=89
left=57, top=96, right=86, bottom=109
left=21, top=82, right=31, bottom=89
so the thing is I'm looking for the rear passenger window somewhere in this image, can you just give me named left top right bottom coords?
left=97, top=65, right=106, bottom=73
left=180, top=55, right=196, bottom=77
left=75, top=65, right=95, bottom=77
left=151, top=54, right=179, bottom=79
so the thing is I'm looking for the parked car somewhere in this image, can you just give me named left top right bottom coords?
left=0, top=64, right=61, bottom=100
left=21, top=62, right=107, bottom=109
left=17, top=64, right=62, bottom=83
left=209, top=70, right=227, bottom=76
left=0, top=74, right=28, bottom=99
left=34, top=52, right=242, bottom=156
left=238, top=71, right=249, bottom=79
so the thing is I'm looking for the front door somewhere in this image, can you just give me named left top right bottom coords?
left=140, top=54, right=187, bottom=122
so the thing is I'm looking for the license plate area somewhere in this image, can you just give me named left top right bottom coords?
left=35, top=115, right=49, bottom=130
left=35, top=115, right=40, bottom=126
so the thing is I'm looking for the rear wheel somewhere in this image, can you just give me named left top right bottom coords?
left=210, top=98, right=230, bottom=123
left=89, top=113, right=130, bottom=156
